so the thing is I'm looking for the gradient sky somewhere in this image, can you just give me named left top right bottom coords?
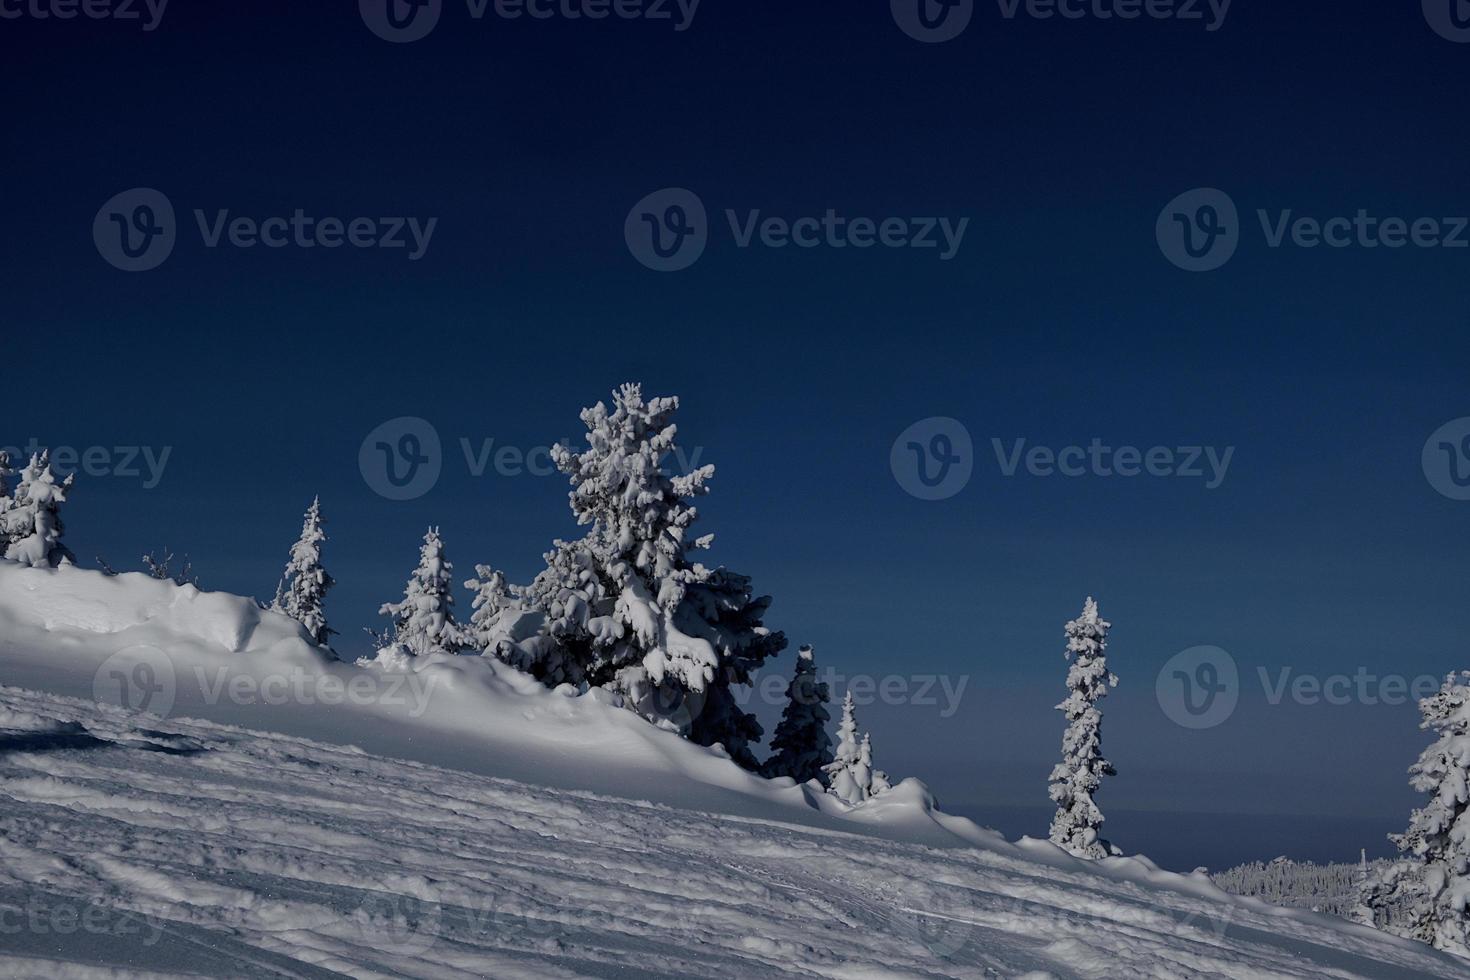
left=4, top=0, right=1469, bottom=868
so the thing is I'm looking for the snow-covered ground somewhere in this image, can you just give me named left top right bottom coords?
left=2, top=562, right=1468, bottom=978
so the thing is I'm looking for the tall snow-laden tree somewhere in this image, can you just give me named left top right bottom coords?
left=379, top=527, right=466, bottom=659
left=1363, top=671, right=1470, bottom=954
left=522, top=383, right=786, bottom=770
left=823, top=692, right=889, bottom=805
left=4, top=451, right=75, bottom=568
left=1048, top=596, right=1119, bottom=859
left=271, top=497, right=335, bottom=647
left=762, top=645, right=834, bottom=784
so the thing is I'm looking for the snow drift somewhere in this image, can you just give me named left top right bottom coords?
left=1, top=560, right=1469, bottom=978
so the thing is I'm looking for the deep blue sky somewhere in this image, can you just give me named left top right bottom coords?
left=3, top=0, right=1469, bottom=868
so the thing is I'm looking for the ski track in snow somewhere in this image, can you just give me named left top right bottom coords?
left=1, top=687, right=1466, bottom=979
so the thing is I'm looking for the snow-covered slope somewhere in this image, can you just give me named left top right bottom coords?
left=1, top=562, right=1467, bottom=978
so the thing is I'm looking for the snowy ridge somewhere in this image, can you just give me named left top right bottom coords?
left=1, top=685, right=1467, bottom=979
left=1, top=562, right=1469, bottom=977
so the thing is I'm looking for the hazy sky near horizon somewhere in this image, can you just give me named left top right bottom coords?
left=4, top=0, right=1469, bottom=864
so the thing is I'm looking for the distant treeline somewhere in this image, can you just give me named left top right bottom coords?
left=1212, top=856, right=1389, bottom=918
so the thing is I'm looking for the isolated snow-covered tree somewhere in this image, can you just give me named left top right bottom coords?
left=1048, top=597, right=1119, bottom=859
left=762, top=645, right=834, bottom=784
left=523, top=383, right=786, bottom=769
left=379, top=527, right=466, bottom=659
left=271, top=497, right=335, bottom=646
left=4, top=451, right=75, bottom=568
left=823, top=692, right=890, bottom=805
left=1363, top=671, right=1470, bottom=954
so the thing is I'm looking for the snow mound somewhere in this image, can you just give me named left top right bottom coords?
left=0, top=685, right=1466, bottom=979
left=2, top=561, right=1470, bottom=977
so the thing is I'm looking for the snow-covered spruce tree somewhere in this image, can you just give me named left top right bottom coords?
left=4, top=451, right=75, bottom=568
left=522, top=383, right=786, bottom=770
left=463, top=563, right=527, bottom=661
left=379, top=527, right=466, bottom=659
left=762, top=645, right=834, bottom=784
left=1363, top=671, right=1470, bottom=954
left=861, top=734, right=891, bottom=796
left=823, top=692, right=889, bottom=805
left=271, top=497, right=335, bottom=647
left=1048, top=597, right=1119, bottom=859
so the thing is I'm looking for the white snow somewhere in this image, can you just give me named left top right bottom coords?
left=1, top=560, right=1468, bottom=978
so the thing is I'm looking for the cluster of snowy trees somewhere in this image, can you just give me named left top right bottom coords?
left=0, top=450, right=75, bottom=568
left=0, top=402, right=1130, bottom=857
left=258, top=385, right=891, bottom=806
left=1360, top=671, right=1470, bottom=955
left=1214, top=855, right=1390, bottom=918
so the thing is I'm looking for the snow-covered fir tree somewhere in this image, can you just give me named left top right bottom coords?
left=823, top=692, right=890, bottom=805
left=271, top=497, right=335, bottom=647
left=1362, top=671, right=1470, bottom=954
left=3, top=451, right=75, bottom=568
left=463, top=562, right=525, bottom=662
left=762, top=645, right=834, bottom=784
left=379, top=527, right=466, bottom=659
left=1048, top=597, right=1119, bottom=859
left=522, top=383, right=786, bottom=770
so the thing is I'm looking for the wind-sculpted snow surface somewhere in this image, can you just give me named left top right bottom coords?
left=1, top=687, right=1468, bottom=979
left=1, top=562, right=1469, bottom=977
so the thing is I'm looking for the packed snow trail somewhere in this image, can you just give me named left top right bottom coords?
left=1, top=686, right=1466, bottom=979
